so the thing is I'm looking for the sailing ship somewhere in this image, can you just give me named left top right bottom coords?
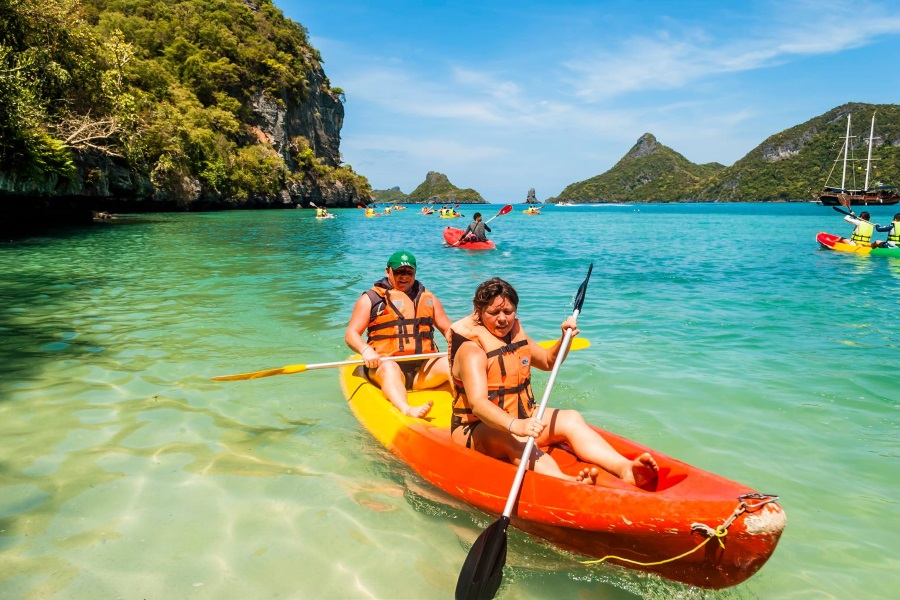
left=814, top=112, right=899, bottom=206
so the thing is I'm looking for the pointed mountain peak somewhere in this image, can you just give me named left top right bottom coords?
left=625, top=133, right=659, bottom=160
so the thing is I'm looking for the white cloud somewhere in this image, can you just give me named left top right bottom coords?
left=564, top=3, right=900, bottom=102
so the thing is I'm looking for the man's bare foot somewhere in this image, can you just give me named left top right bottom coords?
left=575, top=467, right=600, bottom=485
left=621, top=452, right=659, bottom=487
left=402, top=400, right=433, bottom=419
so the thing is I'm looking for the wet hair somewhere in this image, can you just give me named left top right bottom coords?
left=473, top=212, right=482, bottom=220
left=472, top=278, right=518, bottom=314
left=894, top=213, right=900, bottom=221
left=860, top=211, right=871, bottom=220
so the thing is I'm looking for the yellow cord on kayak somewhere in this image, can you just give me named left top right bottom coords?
left=581, top=492, right=779, bottom=568
left=581, top=524, right=727, bottom=568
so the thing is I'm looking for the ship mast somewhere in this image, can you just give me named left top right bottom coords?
left=864, top=112, right=876, bottom=191
left=840, top=114, right=851, bottom=192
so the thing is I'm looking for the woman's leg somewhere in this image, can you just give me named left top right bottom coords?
left=412, top=355, right=450, bottom=389
left=541, top=408, right=658, bottom=486
left=453, top=419, right=584, bottom=482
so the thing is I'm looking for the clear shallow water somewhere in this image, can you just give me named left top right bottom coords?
left=0, top=203, right=897, bottom=599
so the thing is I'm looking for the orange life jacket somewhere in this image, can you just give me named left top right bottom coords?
left=364, top=281, right=438, bottom=355
left=449, top=315, right=534, bottom=426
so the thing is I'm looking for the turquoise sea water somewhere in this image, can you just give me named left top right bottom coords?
left=1, top=203, right=897, bottom=599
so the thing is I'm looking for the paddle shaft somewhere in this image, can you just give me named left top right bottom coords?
left=500, top=313, right=579, bottom=517
left=212, top=352, right=437, bottom=381
left=212, top=339, right=589, bottom=381
left=832, top=205, right=874, bottom=224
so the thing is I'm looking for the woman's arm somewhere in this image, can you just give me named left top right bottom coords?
left=457, top=343, right=517, bottom=432
left=528, top=316, right=580, bottom=371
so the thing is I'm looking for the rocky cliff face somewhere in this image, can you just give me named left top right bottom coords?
left=1, top=32, right=359, bottom=213
left=250, top=49, right=343, bottom=171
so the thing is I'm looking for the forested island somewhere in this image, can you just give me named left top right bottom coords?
left=0, top=0, right=372, bottom=229
left=373, top=171, right=487, bottom=205
left=549, top=103, right=900, bottom=204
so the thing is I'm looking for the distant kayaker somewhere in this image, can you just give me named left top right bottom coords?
left=461, top=212, right=491, bottom=243
left=345, top=251, right=452, bottom=418
left=448, top=278, right=659, bottom=486
left=838, top=210, right=874, bottom=246
left=873, top=212, right=900, bottom=248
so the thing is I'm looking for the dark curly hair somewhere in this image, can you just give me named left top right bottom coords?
left=472, top=278, right=519, bottom=315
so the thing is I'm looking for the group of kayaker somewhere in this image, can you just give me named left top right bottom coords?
left=839, top=211, right=900, bottom=248
left=344, top=250, right=659, bottom=487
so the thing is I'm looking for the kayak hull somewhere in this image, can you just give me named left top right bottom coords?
left=443, top=227, right=496, bottom=250
left=817, top=232, right=900, bottom=256
left=339, top=364, right=785, bottom=589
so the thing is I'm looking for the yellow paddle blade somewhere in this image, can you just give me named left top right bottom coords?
left=211, top=363, right=308, bottom=381
left=537, top=337, right=590, bottom=351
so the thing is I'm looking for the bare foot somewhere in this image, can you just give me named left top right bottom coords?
left=402, top=400, right=433, bottom=419
left=575, top=467, right=600, bottom=485
left=621, top=452, right=659, bottom=487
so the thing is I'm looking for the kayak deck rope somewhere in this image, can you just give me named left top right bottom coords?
left=581, top=492, right=780, bottom=568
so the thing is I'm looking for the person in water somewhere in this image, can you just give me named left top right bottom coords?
left=345, top=251, right=452, bottom=418
left=461, top=212, right=491, bottom=243
left=839, top=211, right=875, bottom=246
left=448, top=277, right=659, bottom=486
left=873, top=213, right=900, bottom=248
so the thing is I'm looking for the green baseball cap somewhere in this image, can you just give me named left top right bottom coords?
left=387, top=250, right=417, bottom=270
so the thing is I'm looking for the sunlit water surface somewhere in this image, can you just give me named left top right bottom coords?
left=1, top=203, right=897, bottom=599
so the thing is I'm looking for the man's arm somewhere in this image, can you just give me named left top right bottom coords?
left=345, top=294, right=381, bottom=367
left=431, top=295, right=453, bottom=342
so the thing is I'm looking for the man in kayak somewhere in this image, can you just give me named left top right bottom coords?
left=460, top=212, right=491, bottom=244
left=873, top=213, right=900, bottom=248
left=838, top=210, right=875, bottom=246
left=345, top=251, right=452, bottom=418
left=448, top=277, right=658, bottom=486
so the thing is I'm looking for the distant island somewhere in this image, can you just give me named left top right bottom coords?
left=548, top=102, right=900, bottom=203
left=375, top=171, right=487, bottom=205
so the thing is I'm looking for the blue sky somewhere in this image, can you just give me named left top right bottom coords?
left=279, top=0, right=900, bottom=202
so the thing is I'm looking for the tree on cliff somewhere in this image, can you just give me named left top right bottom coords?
left=0, top=0, right=372, bottom=207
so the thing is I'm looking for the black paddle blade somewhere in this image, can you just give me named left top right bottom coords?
left=573, top=263, right=593, bottom=312
left=456, top=516, right=509, bottom=600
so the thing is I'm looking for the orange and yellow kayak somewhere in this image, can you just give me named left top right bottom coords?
left=817, top=232, right=900, bottom=256
left=338, top=361, right=786, bottom=589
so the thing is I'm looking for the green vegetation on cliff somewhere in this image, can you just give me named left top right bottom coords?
left=0, top=0, right=370, bottom=205
left=550, top=134, right=724, bottom=203
left=407, top=171, right=486, bottom=204
left=550, top=103, right=900, bottom=203
left=697, top=103, right=900, bottom=201
left=373, top=186, right=408, bottom=204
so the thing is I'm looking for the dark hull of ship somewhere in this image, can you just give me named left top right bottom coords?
left=817, top=190, right=900, bottom=206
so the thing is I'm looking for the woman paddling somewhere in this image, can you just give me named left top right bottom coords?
left=448, top=277, right=658, bottom=486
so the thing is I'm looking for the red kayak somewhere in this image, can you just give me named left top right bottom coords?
left=443, top=227, right=496, bottom=250
left=339, top=364, right=786, bottom=589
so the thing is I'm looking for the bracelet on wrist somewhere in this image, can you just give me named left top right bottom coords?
left=508, top=418, right=515, bottom=433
